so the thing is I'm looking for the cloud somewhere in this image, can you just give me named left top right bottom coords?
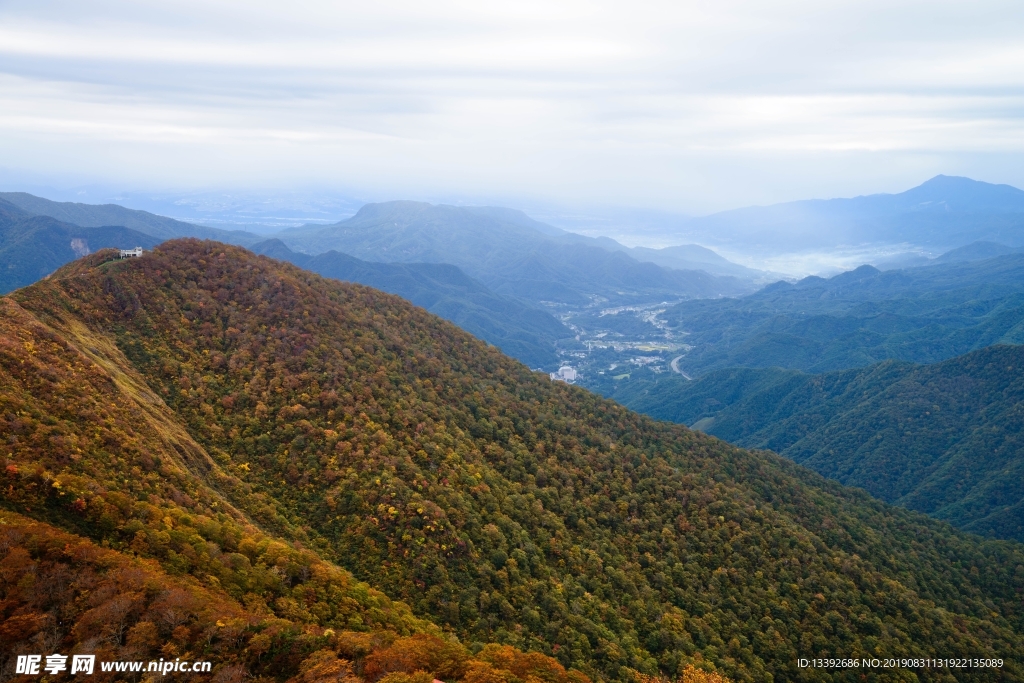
left=1, top=0, right=1023, bottom=211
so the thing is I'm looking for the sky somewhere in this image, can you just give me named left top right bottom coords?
left=2, top=0, right=1024, bottom=215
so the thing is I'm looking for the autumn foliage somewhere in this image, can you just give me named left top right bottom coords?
left=2, top=240, right=1024, bottom=682
left=0, top=511, right=584, bottom=682
left=632, top=668, right=730, bottom=683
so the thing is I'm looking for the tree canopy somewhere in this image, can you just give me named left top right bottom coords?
left=2, top=240, right=1023, bottom=681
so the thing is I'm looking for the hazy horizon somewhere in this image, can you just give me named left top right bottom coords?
left=3, top=173, right=1010, bottom=278
left=3, top=0, right=1024, bottom=216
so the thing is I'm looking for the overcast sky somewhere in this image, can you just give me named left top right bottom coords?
left=2, top=0, right=1024, bottom=213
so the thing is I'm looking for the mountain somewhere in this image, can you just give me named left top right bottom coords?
left=932, top=240, right=1024, bottom=264
left=251, top=238, right=569, bottom=368
left=0, top=194, right=571, bottom=367
left=0, top=242, right=593, bottom=683
left=0, top=191, right=262, bottom=245
left=0, top=192, right=765, bottom=303
left=277, top=201, right=751, bottom=305
left=0, top=198, right=161, bottom=294
left=0, top=509, right=447, bottom=681
left=462, top=205, right=570, bottom=237
left=679, top=175, right=1024, bottom=253
left=610, top=345, right=1024, bottom=543
left=0, top=519, right=589, bottom=683
left=875, top=241, right=1024, bottom=270
left=657, top=254, right=1024, bottom=376
left=518, top=229, right=767, bottom=281
left=623, top=244, right=770, bottom=281
left=4, top=239, right=1024, bottom=681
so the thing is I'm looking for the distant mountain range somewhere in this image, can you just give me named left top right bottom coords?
left=612, top=345, right=1024, bottom=542
left=0, top=192, right=771, bottom=372
left=655, top=253, right=1024, bottom=376
left=872, top=240, right=1024, bottom=270
left=7, top=176, right=1024, bottom=374
left=929, top=240, right=1024, bottom=265
left=0, top=197, right=577, bottom=368
left=0, top=192, right=767, bottom=369
left=623, top=243, right=770, bottom=280
left=0, top=198, right=162, bottom=293
left=599, top=246, right=1024, bottom=543
left=677, top=175, right=1024, bottom=253
left=251, top=239, right=570, bottom=368
left=276, top=201, right=753, bottom=305
left=0, top=191, right=262, bottom=245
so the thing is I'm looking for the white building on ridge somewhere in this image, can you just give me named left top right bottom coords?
left=550, top=366, right=577, bottom=383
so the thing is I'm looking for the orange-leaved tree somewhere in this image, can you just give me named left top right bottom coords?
left=631, top=668, right=731, bottom=683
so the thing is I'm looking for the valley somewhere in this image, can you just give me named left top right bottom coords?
left=4, top=177, right=1024, bottom=681
left=549, top=301, right=690, bottom=386
left=8, top=4, right=1024, bottom=680
left=4, top=241, right=1024, bottom=682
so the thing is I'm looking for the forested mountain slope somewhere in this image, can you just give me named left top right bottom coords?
left=661, top=255, right=1024, bottom=376
left=0, top=511, right=593, bottom=683
left=611, top=345, right=1024, bottom=542
left=0, top=195, right=572, bottom=368
left=251, top=239, right=569, bottom=369
left=4, top=240, right=1024, bottom=681
left=0, top=198, right=161, bottom=294
left=0, top=191, right=261, bottom=245
left=0, top=246, right=591, bottom=683
left=277, top=201, right=749, bottom=304
left=933, top=241, right=1024, bottom=264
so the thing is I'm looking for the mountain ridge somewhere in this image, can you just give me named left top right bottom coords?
left=652, top=252, right=1024, bottom=376
left=0, top=199, right=162, bottom=293
left=679, top=175, right=1024, bottom=252
left=251, top=238, right=570, bottom=368
left=4, top=239, right=1024, bottom=681
left=0, top=191, right=764, bottom=307
left=0, top=195, right=573, bottom=368
left=277, top=201, right=753, bottom=305
left=0, top=191, right=262, bottom=245
left=609, top=344, right=1024, bottom=542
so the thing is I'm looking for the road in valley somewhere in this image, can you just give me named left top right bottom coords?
left=670, top=355, right=692, bottom=380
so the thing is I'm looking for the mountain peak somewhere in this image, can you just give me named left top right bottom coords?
left=919, top=173, right=974, bottom=185
left=900, top=174, right=1024, bottom=210
left=350, top=199, right=433, bottom=217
